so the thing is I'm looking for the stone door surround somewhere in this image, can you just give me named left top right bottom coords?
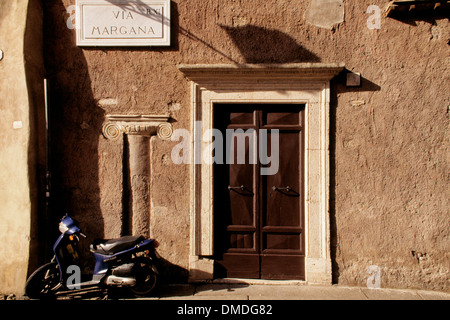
left=178, top=63, right=344, bottom=284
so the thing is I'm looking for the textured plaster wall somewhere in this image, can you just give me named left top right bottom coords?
left=0, top=0, right=45, bottom=295
left=41, top=0, right=449, bottom=291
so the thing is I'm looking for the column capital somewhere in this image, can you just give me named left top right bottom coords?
left=102, top=114, right=173, bottom=140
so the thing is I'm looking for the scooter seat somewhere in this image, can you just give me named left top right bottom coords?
left=90, top=235, right=145, bottom=255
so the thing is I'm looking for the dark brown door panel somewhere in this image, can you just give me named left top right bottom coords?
left=214, top=104, right=305, bottom=280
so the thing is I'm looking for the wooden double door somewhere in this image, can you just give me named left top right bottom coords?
left=214, top=104, right=305, bottom=280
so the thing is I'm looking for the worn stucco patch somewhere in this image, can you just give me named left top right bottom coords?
left=306, top=0, right=344, bottom=29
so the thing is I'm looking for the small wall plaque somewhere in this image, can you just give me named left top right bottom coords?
left=346, top=71, right=361, bottom=87
left=76, top=0, right=171, bottom=47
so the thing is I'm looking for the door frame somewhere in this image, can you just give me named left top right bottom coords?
left=178, top=63, right=344, bottom=285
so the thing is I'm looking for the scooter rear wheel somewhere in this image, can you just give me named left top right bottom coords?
left=128, top=258, right=158, bottom=297
left=25, top=262, right=61, bottom=299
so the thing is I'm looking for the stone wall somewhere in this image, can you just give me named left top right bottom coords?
left=33, top=0, right=450, bottom=292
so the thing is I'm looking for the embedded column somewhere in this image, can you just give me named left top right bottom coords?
left=127, top=134, right=150, bottom=237
left=102, top=114, right=173, bottom=237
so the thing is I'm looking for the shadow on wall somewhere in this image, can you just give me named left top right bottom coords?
left=220, top=24, right=321, bottom=63
left=155, top=256, right=189, bottom=284
left=24, top=0, right=47, bottom=275
left=328, top=69, right=381, bottom=284
left=41, top=0, right=187, bottom=281
left=42, top=0, right=105, bottom=272
left=100, top=1, right=316, bottom=64
left=387, top=4, right=450, bottom=26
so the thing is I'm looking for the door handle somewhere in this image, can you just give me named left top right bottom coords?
left=272, top=186, right=292, bottom=192
left=228, top=185, right=245, bottom=191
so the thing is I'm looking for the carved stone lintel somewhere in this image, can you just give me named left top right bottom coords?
left=178, top=63, right=345, bottom=82
left=102, top=114, right=173, bottom=140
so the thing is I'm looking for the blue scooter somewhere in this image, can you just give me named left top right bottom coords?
left=25, top=214, right=159, bottom=299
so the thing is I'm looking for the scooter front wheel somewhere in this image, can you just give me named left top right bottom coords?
left=128, top=257, right=158, bottom=297
left=25, top=261, right=61, bottom=299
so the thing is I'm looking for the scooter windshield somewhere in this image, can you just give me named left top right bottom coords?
left=59, top=215, right=81, bottom=235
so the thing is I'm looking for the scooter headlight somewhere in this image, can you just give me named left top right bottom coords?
left=59, top=222, right=69, bottom=234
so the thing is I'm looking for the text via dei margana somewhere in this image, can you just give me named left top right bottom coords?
left=90, top=8, right=161, bottom=37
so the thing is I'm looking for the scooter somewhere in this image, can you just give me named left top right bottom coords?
left=25, top=214, right=160, bottom=299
